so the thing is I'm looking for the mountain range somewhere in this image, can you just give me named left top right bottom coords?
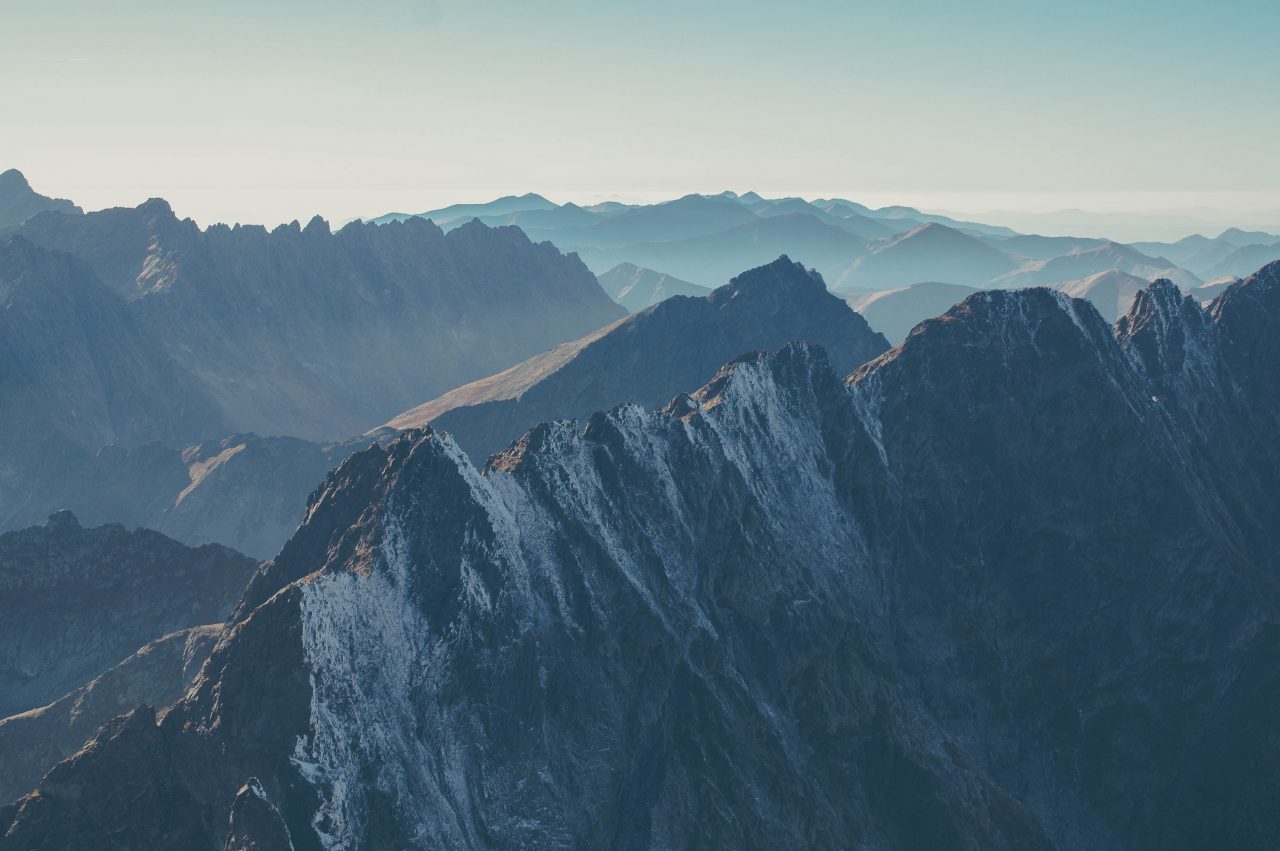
left=0, top=172, right=627, bottom=556
left=384, top=257, right=889, bottom=462
left=5, top=261, right=1278, bottom=848
left=5, top=199, right=624, bottom=444
left=369, top=189, right=1271, bottom=297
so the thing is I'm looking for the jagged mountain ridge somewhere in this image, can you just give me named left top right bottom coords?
left=6, top=263, right=1279, bottom=848
left=827, top=222, right=1020, bottom=291
left=8, top=202, right=625, bottom=444
left=383, top=257, right=890, bottom=462
left=570, top=212, right=871, bottom=286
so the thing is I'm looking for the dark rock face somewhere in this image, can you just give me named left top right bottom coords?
left=387, top=256, right=890, bottom=462
left=5, top=264, right=1280, bottom=849
left=0, top=624, right=221, bottom=803
left=0, top=511, right=256, bottom=717
left=0, top=169, right=81, bottom=230
left=224, top=779, right=298, bottom=851
left=7, top=205, right=625, bottom=445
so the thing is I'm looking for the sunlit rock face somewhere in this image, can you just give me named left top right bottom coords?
left=5, top=264, right=1280, bottom=851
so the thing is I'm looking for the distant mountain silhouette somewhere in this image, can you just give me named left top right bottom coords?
left=1054, top=269, right=1152, bottom=322
left=1129, top=233, right=1273, bottom=278
left=828, top=222, right=1018, bottom=291
left=0, top=169, right=81, bottom=230
left=1217, top=227, right=1280, bottom=247
left=369, top=192, right=557, bottom=226
left=596, top=262, right=710, bottom=311
left=994, top=242, right=1200, bottom=290
left=573, top=214, right=869, bottom=285
left=844, top=281, right=981, bottom=343
left=991, top=233, right=1107, bottom=259
left=1202, top=242, right=1280, bottom=281
left=816, top=198, right=1017, bottom=237
left=543, top=193, right=761, bottom=249
left=747, top=196, right=896, bottom=240
left=1190, top=276, right=1240, bottom=304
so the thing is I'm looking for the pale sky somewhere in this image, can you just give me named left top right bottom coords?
left=3, top=0, right=1278, bottom=231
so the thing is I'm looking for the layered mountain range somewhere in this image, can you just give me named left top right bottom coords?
left=385, top=257, right=889, bottom=462
left=4, top=199, right=624, bottom=445
left=6, top=261, right=1277, bottom=849
left=372, top=189, right=1278, bottom=296
left=0, top=172, right=625, bottom=556
left=845, top=270, right=1236, bottom=344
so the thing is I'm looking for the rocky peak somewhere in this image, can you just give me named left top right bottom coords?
left=136, top=197, right=175, bottom=218
left=707, top=255, right=825, bottom=307
left=1209, top=260, right=1280, bottom=410
left=1116, top=278, right=1218, bottom=388
left=893, top=286, right=1112, bottom=355
left=303, top=214, right=331, bottom=237
left=0, top=168, right=31, bottom=191
left=43, top=509, right=81, bottom=532
left=0, top=169, right=82, bottom=230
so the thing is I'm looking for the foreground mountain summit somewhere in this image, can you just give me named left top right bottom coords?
left=5, top=263, right=1280, bottom=849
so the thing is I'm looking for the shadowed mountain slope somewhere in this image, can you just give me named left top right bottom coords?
left=384, top=256, right=890, bottom=461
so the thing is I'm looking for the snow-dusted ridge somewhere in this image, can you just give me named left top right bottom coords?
left=6, top=264, right=1280, bottom=850
left=286, top=276, right=1273, bottom=848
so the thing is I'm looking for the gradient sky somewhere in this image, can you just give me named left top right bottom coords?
left=3, top=0, right=1278, bottom=230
